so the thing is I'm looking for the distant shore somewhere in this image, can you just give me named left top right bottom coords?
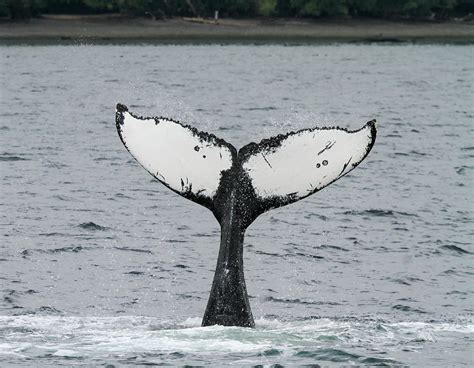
left=0, top=15, right=473, bottom=44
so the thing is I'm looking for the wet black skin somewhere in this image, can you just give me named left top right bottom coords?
left=202, top=154, right=262, bottom=328
left=201, top=145, right=306, bottom=327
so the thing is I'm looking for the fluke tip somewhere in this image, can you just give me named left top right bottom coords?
left=116, top=103, right=128, bottom=113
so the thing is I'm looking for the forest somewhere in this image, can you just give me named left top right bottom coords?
left=1, top=0, right=473, bottom=19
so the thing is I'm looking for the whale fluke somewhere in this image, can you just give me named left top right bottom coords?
left=116, top=104, right=377, bottom=327
left=239, top=121, right=377, bottom=214
left=115, top=103, right=236, bottom=213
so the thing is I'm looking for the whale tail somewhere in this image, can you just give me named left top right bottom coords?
left=116, top=103, right=376, bottom=224
left=115, top=103, right=376, bottom=327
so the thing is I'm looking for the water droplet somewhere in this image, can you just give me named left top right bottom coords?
left=194, top=146, right=200, bottom=152
left=322, top=160, right=328, bottom=166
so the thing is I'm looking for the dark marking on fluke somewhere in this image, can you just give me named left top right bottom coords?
left=261, top=153, right=272, bottom=168
left=339, top=157, right=352, bottom=175
left=318, top=141, right=335, bottom=155
left=115, top=103, right=377, bottom=328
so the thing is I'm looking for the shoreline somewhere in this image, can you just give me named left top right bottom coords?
left=1, top=16, right=473, bottom=44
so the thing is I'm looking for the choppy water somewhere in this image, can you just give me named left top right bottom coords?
left=0, top=43, right=473, bottom=367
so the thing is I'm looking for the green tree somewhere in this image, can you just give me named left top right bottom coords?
left=206, top=0, right=257, bottom=17
left=289, top=0, right=349, bottom=17
left=115, top=0, right=191, bottom=17
left=258, top=0, right=278, bottom=16
left=83, top=0, right=118, bottom=12
left=0, top=0, right=46, bottom=19
left=456, top=0, right=474, bottom=13
left=0, top=0, right=471, bottom=19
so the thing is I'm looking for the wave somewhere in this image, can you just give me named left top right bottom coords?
left=77, top=222, right=109, bottom=231
left=342, top=209, right=418, bottom=218
left=113, top=246, right=153, bottom=254
left=440, top=244, right=472, bottom=255
left=392, top=304, right=428, bottom=314
left=20, top=246, right=92, bottom=256
left=265, top=296, right=340, bottom=306
left=0, top=153, right=29, bottom=161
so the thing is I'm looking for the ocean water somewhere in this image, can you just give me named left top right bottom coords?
left=0, top=43, right=472, bottom=367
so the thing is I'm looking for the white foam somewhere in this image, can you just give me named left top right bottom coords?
left=390, top=321, right=474, bottom=334
left=178, top=317, right=202, bottom=328
left=52, top=349, right=81, bottom=357
left=0, top=315, right=472, bottom=360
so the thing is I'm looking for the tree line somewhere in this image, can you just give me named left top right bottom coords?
left=1, top=0, right=473, bottom=20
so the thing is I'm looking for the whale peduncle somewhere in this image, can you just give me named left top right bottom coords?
left=202, top=171, right=255, bottom=327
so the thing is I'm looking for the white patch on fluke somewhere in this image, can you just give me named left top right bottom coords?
left=119, top=112, right=233, bottom=198
left=242, top=123, right=375, bottom=200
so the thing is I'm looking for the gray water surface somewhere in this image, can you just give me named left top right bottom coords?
left=0, top=44, right=473, bottom=366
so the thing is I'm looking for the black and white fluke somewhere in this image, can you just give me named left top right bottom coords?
left=115, top=103, right=377, bottom=328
